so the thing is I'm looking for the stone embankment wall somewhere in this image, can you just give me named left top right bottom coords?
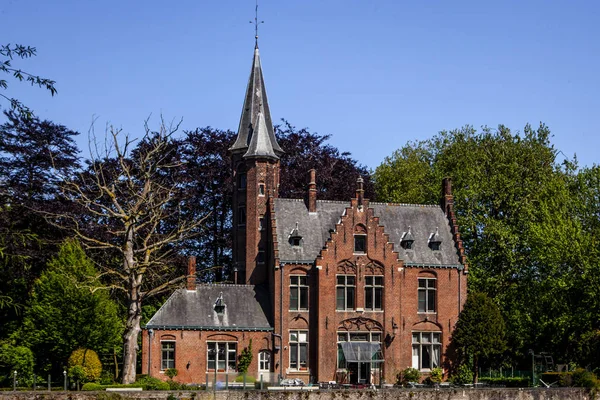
left=0, top=388, right=592, bottom=400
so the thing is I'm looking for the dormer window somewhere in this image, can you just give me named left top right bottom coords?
left=214, top=292, right=225, bottom=315
left=289, top=222, right=302, bottom=247
left=429, top=227, right=442, bottom=251
left=401, top=226, right=415, bottom=250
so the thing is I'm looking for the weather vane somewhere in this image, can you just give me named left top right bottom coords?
left=250, top=0, right=264, bottom=44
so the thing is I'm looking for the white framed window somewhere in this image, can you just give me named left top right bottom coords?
left=289, top=330, right=308, bottom=370
left=418, top=277, right=436, bottom=313
left=336, top=275, right=356, bottom=310
left=289, top=275, right=309, bottom=310
left=161, top=341, right=175, bottom=370
left=258, top=350, right=271, bottom=372
left=365, top=275, right=384, bottom=310
left=207, top=342, right=237, bottom=372
left=412, top=332, right=441, bottom=370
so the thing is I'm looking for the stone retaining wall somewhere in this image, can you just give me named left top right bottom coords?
left=0, top=388, right=592, bottom=400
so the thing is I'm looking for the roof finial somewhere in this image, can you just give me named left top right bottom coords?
left=250, top=0, right=264, bottom=47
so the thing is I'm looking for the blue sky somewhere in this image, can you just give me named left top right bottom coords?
left=3, top=0, right=599, bottom=170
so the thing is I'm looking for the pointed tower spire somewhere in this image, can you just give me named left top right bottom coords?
left=244, top=112, right=277, bottom=158
left=229, top=46, right=284, bottom=157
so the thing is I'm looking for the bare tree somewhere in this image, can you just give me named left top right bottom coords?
left=45, top=119, right=208, bottom=383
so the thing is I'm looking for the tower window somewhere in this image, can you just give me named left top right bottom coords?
left=259, top=216, right=265, bottom=231
left=354, top=235, right=367, bottom=253
left=237, top=207, right=246, bottom=226
left=238, top=173, right=247, bottom=190
left=258, top=183, right=265, bottom=196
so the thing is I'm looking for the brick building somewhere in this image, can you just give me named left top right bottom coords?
left=141, top=43, right=468, bottom=385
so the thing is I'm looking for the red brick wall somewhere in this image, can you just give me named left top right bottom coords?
left=270, top=197, right=467, bottom=384
left=141, top=329, right=274, bottom=384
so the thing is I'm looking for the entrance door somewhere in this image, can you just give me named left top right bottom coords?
left=348, top=362, right=371, bottom=384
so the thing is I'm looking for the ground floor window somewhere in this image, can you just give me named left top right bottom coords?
left=259, top=350, right=271, bottom=372
left=289, top=330, right=308, bottom=370
left=161, top=341, right=175, bottom=370
left=207, top=342, right=237, bottom=372
left=412, top=332, right=441, bottom=370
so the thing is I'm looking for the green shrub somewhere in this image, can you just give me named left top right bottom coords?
left=234, top=374, right=256, bottom=383
left=99, top=370, right=116, bottom=385
left=237, top=340, right=253, bottom=374
left=135, top=375, right=170, bottom=390
left=82, top=382, right=104, bottom=391
left=165, top=368, right=178, bottom=379
left=68, top=348, right=102, bottom=382
left=397, top=367, right=421, bottom=386
left=167, top=379, right=186, bottom=390
left=450, top=364, right=473, bottom=385
left=0, top=342, right=35, bottom=386
left=572, top=368, right=597, bottom=388
left=427, top=367, right=443, bottom=384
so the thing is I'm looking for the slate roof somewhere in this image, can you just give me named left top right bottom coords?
left=145, top=284, right=272, bottom=330
left=273, top=198, right=461, bottom=267
left=244, top=112, right=277, bottom=159
left=229, top=45, right=283, bottom=158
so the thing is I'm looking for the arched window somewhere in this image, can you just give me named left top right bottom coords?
left=258, top=350, right=271, bottom=372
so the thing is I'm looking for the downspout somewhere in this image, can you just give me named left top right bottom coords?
left=457, top=265, right=464, bottom=314
left=280, top=262, right=284, bottom=382
left=147, top=329, right=153, bottom=377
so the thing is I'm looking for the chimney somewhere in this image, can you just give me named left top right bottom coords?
left=356, top=176, right=364, bottom=207
left=441, top=178, right=453, bottom=215
left=187, top=256, right=197, bottom=290
left=308, top=169, right=317, bottom=213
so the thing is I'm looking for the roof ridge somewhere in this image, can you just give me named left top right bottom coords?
left=195, top=283, right=257, bottom=288
left=370, top=201, right=439, bottom=208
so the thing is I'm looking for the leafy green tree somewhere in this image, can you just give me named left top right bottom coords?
left=19, top=239, right=122, bottom=377
left=374, top=124, right=600, bottom=367
left=0, top=341, right=34, bottom=387
left=0, top=44, right=56, bottom=117
left=451, top=292, right=507, bottom=383
left=0, top=111, right=80, bottom=339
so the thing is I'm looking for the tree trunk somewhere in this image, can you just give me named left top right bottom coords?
left=473, top=356, right=479, bottom=384
left=122, top=279, right=142, bottom=384
left=121, top=233, right=143, bottom=384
